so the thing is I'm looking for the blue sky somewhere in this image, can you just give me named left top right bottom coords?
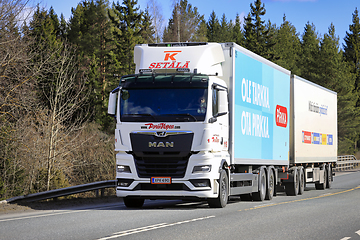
left=42, top=0, right=358, bottom=47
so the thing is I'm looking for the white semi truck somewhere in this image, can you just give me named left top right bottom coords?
left=108, top=42, right=337, bottom=208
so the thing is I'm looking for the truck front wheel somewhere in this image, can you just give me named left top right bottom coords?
left=208, top=169, right=228, bottom=208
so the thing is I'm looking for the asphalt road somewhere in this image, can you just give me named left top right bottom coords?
left=1, top=171, right=360, bottom=240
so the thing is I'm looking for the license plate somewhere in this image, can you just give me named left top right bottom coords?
left=151, top=177, right=171, bottom=184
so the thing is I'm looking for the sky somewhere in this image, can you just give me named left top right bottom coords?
left=40, top=0, right=359, bottom=48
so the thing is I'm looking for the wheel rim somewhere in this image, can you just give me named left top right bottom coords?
left=295, top=169, right=299, bottom=192
left=269, top=172, right=274, bottom=196
left=221, top=177, right=227, bottom=201
left=261, top=173, right=266, bottom=198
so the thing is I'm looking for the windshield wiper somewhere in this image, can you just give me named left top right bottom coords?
left=169, top=113, right=198, bottom=122
left=123, top=113, right=157, bottom=120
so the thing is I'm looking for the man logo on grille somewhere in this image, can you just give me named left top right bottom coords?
left=155, top=132, right=167, bottom=137
left=149, top=142, right=174, bottom=148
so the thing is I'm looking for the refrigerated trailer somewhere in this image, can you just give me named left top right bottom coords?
left=108, top=42, right=337, bottom=208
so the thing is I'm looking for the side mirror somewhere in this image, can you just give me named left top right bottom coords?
left=108, top=91, right=118, bottom=116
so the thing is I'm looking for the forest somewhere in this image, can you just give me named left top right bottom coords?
left=1, top=0, right=360, bottom=200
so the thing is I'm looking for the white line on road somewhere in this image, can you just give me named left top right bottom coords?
left=356, top=230, right=360, bottom=236
left=0, top=203, right=123, bottom=222
left=97, top=215, right=216, bottom=240
left=340, top=237, right=351, bottom=240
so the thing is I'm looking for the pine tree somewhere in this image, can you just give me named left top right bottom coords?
left=319, top=24, right=360, bottom=154
left=219, top=14, right=231, bottom=42
left=232, top=13, right=245, bottom=46
left=29, top=6, right=62, bottom=52
left=243, top=12, right=256, bottom=50
left=29, top=6, right=64, bottom=109
left=243, top=0, right=269, bottom=56
left=162, top=0, right=206, bottom=42
left=194, top=18, right=208, bottom=42
left=263, top=19, right=277, bottom=61
left=299, top=22, right=320, bottom=83
left=343, top=8, right=360, bottom=106
left=140, top=7, right=155, bottom=43
left=68, top=0, right=114, bottom=130
left=207, top=11, right=220, bottom=42
left=109, top=0, right=143, bottom=75
left=273, top=15, right=301, bottom=75
left=59, top=14, right=68, bottom=39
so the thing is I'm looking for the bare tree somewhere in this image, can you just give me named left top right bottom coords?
left=0, top=0, right=113, bottom=199
left=147, top=0, right=164, bottom=43
left=37, top=44, right=89, bottom=191
left=0, top=0, right=39, bottom=198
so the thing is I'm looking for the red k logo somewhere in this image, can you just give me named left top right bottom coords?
left=164, top=51, right=181, bottom=61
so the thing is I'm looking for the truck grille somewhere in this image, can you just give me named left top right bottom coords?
left=130, top=131, right=194, bottom=178
left=134, top=155, right=189, bottom=178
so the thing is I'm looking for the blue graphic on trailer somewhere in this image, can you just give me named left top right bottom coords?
left=327, top=134, right=333, bottom=145
left=312, top=132, right=320, bottom=145
left=234, top=50, right=290, bottom=161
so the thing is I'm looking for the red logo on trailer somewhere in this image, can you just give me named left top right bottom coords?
left=302, top=131, right=311, bottom=144
left=275, top=105, right=288, bottom=128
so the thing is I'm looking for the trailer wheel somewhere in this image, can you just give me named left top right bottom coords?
left=285, top=167, right=299, bottom=196
left=123, top=197, right=145, bottom=208
left=265, top=169, right=274, bottom=200
left=326, top=164, right=332, bottom=189
left=208, top=169, right=228, bottom=208
left=315, top=167, right=327, bottom=190
left=253, top=168, right=266, bottom=201
left=298, top=168, right=305, bottom=195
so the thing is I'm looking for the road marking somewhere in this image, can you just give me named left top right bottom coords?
left=356, top=230, right=360, bottom=236
left=0, top=203, right=123, bottom=222
left=97, top=216, right=215, bottom=240
left=239, top=186, right=360, bottom=212
left=340, top=237, right=351, bottom=240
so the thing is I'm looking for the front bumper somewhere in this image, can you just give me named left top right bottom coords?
left=116, top=178, right=219, bottom=199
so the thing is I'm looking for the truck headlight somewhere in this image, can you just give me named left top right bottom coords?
left=117, top=165, right=131, bottom=173
left=192, top=165, right=212, bottom=173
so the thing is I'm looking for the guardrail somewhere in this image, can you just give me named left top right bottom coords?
left=334, top=155, right=360, bottom=171
left=1, top=156, right=359, bottom=204
left=1, top=180, right=116, bottom=204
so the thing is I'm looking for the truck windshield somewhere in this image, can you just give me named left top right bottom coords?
left=119, top=74, right=208, bottom=122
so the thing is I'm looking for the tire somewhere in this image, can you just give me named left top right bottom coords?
left=298, top=168, right=305, bottom=195
left=326, top=164, right=332, bottom=189
left=253, top=168, right=266, bottom=201
left=208, top=169, right=228, bottom=208
left=285, top=167, right=299, bottom=196
left=315, top=167, right=327, bottom=190
left=265, top=169, right=274, bottom=200
left=123, top=197, right=145, bottom=208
